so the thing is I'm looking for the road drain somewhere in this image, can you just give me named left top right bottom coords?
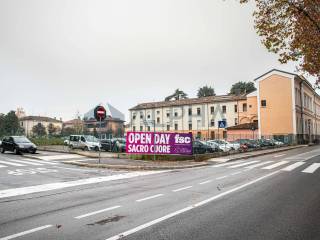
left=87, top=215, right=125, bottom=226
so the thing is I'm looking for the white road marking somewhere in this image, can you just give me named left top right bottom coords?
left=8, top=159, right=43, bottom=166
left=211, top=160, right=244, bottom=168
left=281, top=162, right=305, bottom=171
left=172, top=186, right=192, bottom=192
left=262, top=161, right=289, bottom=170
left=104, top=170, right=280, bottom=240
left=285, top=149, right=320, bottom=161
left=216, top=175, right=227, bottom=180
left=37, top=154, right=85, bottom=161
left=199, top=180, right=212, bottom=185
left=75, top=205, right=121, bottom=219
left=0, top=225, right=52, bottom=240
left=228, top=161, right=260, bottom=168
left=20, top=159, right=59, bottom=165
left=273, top=154, right=285, bottom=158
left=231, top=171, right=242, bottom=176
left=136, top=194, right=164, bottom=202
left=0, top=160, right=25, bottom=167
left=0, top=164, right=7, bottom=168
left=302, top=163, right=320, bottom=173
left=0, top=171, right=168, bottom=199
left=245, top=161, right=274, bottom=169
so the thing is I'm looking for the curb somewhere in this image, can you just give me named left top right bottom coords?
left=63, top=161, right=209, bottom=171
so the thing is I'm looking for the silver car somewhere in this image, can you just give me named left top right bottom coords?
left=68, top=135, right=101, bottom=151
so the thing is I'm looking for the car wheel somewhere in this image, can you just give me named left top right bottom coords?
left=84, top=146, right=90, bottom=151
left=94, top=146, right=99, bottom=151
left=14, top=148, right=19, bottom=155
left=32, top=150, right=37, bottom=154
left=0, top=147, right=4, bottom=153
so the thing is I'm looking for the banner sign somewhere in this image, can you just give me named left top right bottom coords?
left=126, top=132, right=193, bottom=155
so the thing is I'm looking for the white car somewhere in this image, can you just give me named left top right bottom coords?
left=207, top=140, right=234, bottom=152
left=68, top=135, right=101, bottom=151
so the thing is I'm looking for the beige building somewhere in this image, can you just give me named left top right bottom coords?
left=129, top=95, right=250, bottom=140
left=19, top=116, right=63, bottom=136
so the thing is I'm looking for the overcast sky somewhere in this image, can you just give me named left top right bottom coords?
left=0, top=0, right=300, bottom=121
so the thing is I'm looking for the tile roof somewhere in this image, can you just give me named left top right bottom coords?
left=130, top=95, right=246, bottom=110
left=19, top=116, right=62, bottom=123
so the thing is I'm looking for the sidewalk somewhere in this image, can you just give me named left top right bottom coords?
left=64, top=145, right=307, bottom=171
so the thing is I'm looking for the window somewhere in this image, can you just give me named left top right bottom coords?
left=234, top=105, right=237, bottom=113
left=147, top=126, right=151, bottom=131
left=174, top=123, right=178, bottom=130
left=188, top=108, right=192, bottom=116
left=223, top=131, right=227, bottom=139
left=235, top=118, right=238, bottom=125
left=140, top=114, right=143, bottom=119
left=210, top=106, right=215, bottom=114
left=132, top=115, right=136, bottom=120
left=140, top=126, right=143, bottom=131
left=261, top=100, right=266, bottom=107
left=174, top=112, right=178, bottom=117
left=166, top=113, right=170, bottom=117
left=222, top=106, right=226, bottom=114
left=156, top=111, right=160, bottom=114
left=188, top=123, right=192, bottom=130
left=210, top=120, right=215, bottom=127
left=243, top=103, right=247, bottom=112
left=157, top=117, right=160, bottom=124
left=197, top=108, right=201, bottom=115
left=249, top=105, right=252, bottom=108
left=167, top=125, right=170, bottom=131
left=133, top=126, right=136, bottom=131
left=147, top=114, right=151, bottom=119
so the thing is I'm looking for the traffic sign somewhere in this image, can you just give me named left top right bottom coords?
left=94, top=105, right=106, bottom=121
left=218, top=120, right=227, bottom=128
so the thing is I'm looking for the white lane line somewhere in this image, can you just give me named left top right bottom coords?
left=0, top=225, right=52, bottom=240
left=172, top=186, right=192, bottom=192
left=36, top=154, right=86, bottom=161
left=211, top=160, right=244, bottom=168
left=231, top=171, right=242, bottom=176
left=245, top=161, right=274, bottom=169
left=302, top=163, right=320, bottom=173
left=75, top=206, right=121, bottom=219
left=262, top=161, right=289, bottom=170
left=0, top=164, right=7, bottom=168
left=105, top=170, right=280, bottom=240
left=216, top=175, right=227, bottom=180
left=274, top=154, right=285, bottom=158
left=0, top=160, right=25, bottom=167
left=281, top=162, right=305, bottom=171
left=8, top=159, right=43, bottom=166
left=0, top=171, right=168, bottom=199
left=20, top=159, right=59, bottom=165
left=136, top=194, right=164, bottom=202
left=228, top=161, right=260, bottom=168
left=199, top=180, right=212, bottom=185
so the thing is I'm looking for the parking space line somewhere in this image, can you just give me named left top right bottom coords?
left=172, top=186, right=192, bottom=192
left=199, top=180, right=212, bottom=185
left=75, top=206, right=121, bottom=219
left=136, top=194, right=164, bottom=202
left=231, top=171, right=242, bottom=176
left=216, top=176, right=227, bottom=180
left=0, top=225, right=52, bottom=240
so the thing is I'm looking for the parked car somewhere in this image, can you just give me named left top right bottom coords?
left=207, top=140, right=236, bottom=152
left=0, top=136, right=37, bottom=154
left=68, top=135, right=101, bottom=151
left=258, top=139, right=274, bottom=147
left=100, top=139, right=114, bottom=152
left=229, top=140, right=248, bottom=151
left=112, top=138, right=126, bottom=152
left=205, top=141, right=221, bottom=152
left=270, top=139, right=285, bottom=146
left=193, top=140, right=217, bottom=154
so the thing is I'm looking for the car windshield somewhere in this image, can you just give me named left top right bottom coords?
left=84, top=135, right=99, bottom=142
left=13, top=137, right=31, bottom=143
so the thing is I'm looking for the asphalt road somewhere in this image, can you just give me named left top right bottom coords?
left=0, top=146, right=319, bottom=240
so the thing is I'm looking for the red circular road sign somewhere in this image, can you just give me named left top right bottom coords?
left=94, top=105, right=106, bottom=121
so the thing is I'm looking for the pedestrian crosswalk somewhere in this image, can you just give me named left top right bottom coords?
left=212, top=160, right=320, bottom=174
left=0, top=158, right=59, bottom=169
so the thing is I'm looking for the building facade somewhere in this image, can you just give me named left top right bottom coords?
left=19, top=116, right=63, bottom=137
left=129, top=69, right=320, bottom=144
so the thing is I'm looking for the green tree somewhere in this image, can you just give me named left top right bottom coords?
left=165, top=89, right=188, bottom=101
left=32, top=123, right=46, bottom=137
left=3, top=111, right=20, bottom=135
left=239, top=0, right=320, bottom=82
left=197, top=85, right=215, bottom=98
left=229, top=81, right=256, bottom=95
left=0, top=113, right=5, bottom=137
left=47, top=123, right=57, bottom=136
